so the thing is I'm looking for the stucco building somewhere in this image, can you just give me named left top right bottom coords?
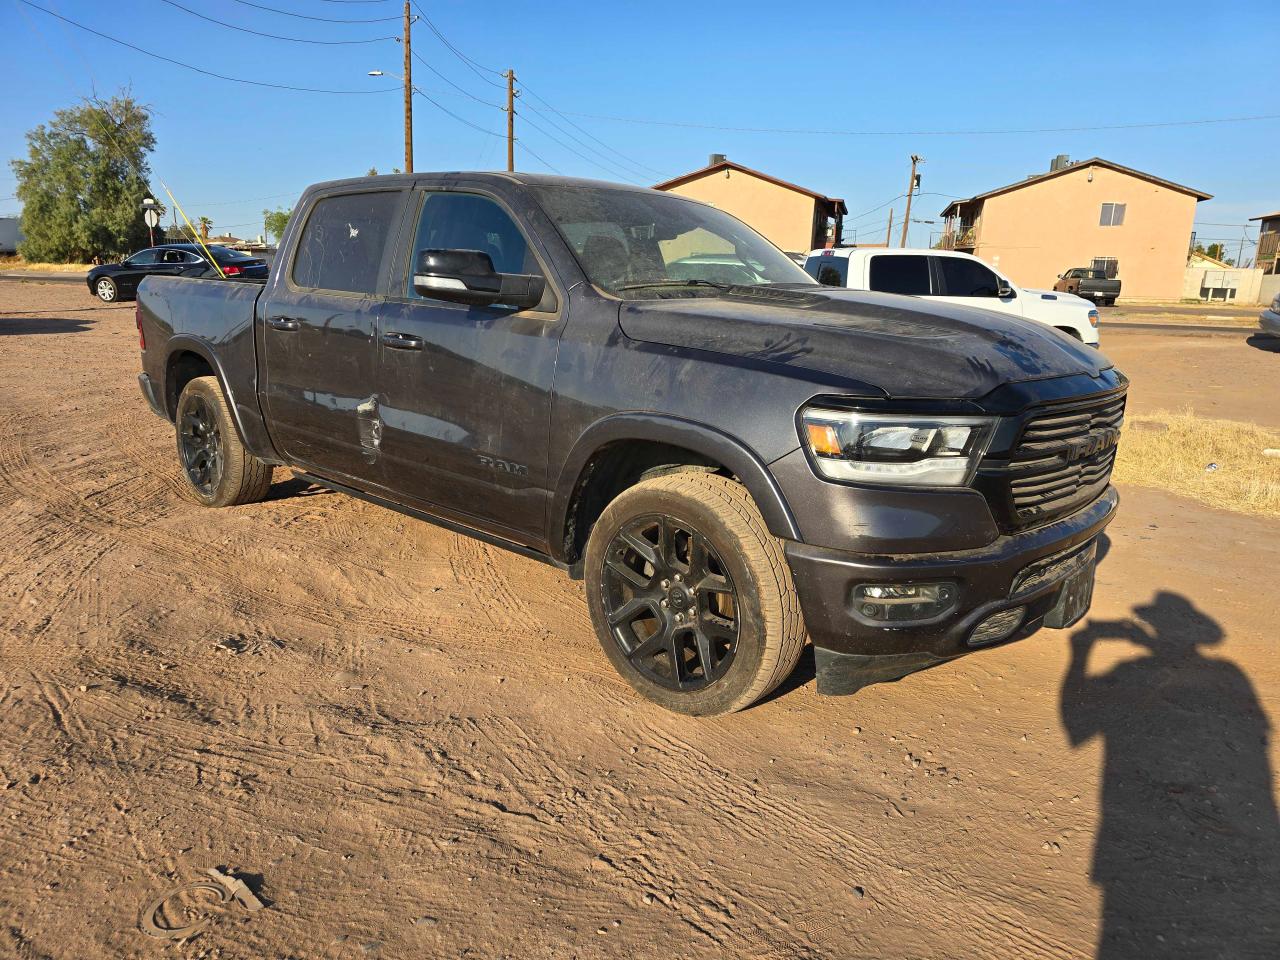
left=940, top=157, right=1211, bottom=301
left=654, top=156, right=847, bottom=256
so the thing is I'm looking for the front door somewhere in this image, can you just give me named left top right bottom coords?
left=930, top=255, right=1019, bottom=317
left=374, top=189, right=563, bottom=546
left=260, top=189, right=404, bottom=485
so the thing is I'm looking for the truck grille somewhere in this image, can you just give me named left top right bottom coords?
left=984, top=392, right=1126, bottom=531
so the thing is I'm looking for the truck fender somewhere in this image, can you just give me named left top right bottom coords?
left=163, top=335, right=279, bottom=463
left=549, top=413, right=802, bottom=560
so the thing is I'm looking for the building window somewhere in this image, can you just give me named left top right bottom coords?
left=1091, top=257, right=1119, bottom=279
left=1099, top=203, right=1126, bottom=227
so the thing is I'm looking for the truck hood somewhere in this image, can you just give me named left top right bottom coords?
left=1024, top=287, right=1095, bottom=307
left=618, top=286, right=1111, bottom=400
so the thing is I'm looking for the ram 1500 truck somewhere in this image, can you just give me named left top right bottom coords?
left=136, top=173, right=1126, bottom=715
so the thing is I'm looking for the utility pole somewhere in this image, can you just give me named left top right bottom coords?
left=900, top=154, right=923, bottom=247
left=885, top=208, right=894, bottom=247
left=402, top=0, right=413, bottom=174
left=505, top=69, right=516, bottom=172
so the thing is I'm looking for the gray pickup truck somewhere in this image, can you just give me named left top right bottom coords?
left=1055, top=268, right=1121, bottom=306
left=136, top=172, right=1125, bottom=715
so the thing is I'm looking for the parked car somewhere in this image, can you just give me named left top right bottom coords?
left=1054, top=267, right=1121, bottom=307
left=136, top=173, right=1124, bottom=715
left=87, top=243, right=268, bottom=303
left=1260, top=291, right=1280, bottom=337
left=803, top=247, right=1100, bottom=346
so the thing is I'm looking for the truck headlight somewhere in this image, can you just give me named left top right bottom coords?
left=800, top=409, right=996, bottom=487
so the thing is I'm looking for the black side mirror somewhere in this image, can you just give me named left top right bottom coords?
left=997, top=281, right=1015, bottom=298
left=413, top=249, right=545, bottom=310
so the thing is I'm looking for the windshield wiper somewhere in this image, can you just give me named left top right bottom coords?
left=616, top=279, right=731, bottom=292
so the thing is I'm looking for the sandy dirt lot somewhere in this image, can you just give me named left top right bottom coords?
left=1, top=282, right=1277, bottom=959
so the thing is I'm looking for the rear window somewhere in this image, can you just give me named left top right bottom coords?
left=868, top=255, right=931, bottom=296
left=292, top=191, right=401, bottom=294
left=804, top=255, right=848, bottom=287
left=209, top=246, right=253, bottom=262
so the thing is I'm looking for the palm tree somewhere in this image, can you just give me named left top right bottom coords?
left=197, top=216, right=212, bottom=242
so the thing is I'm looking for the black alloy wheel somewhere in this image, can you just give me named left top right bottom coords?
left=179, top=394, right=224, bottom=497
left=601, top=514, right=740, bottom=691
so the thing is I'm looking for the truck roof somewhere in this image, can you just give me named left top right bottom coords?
left=804, top=247, right=983, bottom=261
left=302, top=170, right=660, bottom=196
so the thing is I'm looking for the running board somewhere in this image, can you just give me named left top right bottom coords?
left=292, top=471, right=567, bottom=572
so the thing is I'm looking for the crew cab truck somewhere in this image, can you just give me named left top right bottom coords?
left=1054, top=267, right=1122, bottom=307
left=136, top=173, right=1125, bottom=715
left=803, top=247, right=1101, bottom=346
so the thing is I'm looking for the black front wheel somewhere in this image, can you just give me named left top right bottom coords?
left=585, top=472, right=805, bottom=715
left=175, top=376, right=273, bottom=507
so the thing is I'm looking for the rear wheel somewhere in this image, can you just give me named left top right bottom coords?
left=175, top=376, right=273, bottom=507
left=95, top=278, right=118, bottom=302
left=584, top=472, right=805, bottom=715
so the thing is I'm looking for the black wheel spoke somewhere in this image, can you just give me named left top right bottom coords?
left=694, top=629, right=718, bottom=680
left=607, top=596, right=654, bottom=626
left=605, top=555, right=651, bottom=590
left=627, top=624, right=670, bottom=663
left=619, top=530, right=659, bottom=568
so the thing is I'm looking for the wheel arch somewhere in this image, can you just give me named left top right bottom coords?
left=550, top=414, right=800, bottom=566
left=162, top=337, right=259, bottom=453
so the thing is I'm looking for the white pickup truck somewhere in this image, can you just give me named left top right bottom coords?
left=803, top=247, right=1100, bottom=346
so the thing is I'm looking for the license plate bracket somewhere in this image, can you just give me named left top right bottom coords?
left=1043, top=560, right=1096, bottom=629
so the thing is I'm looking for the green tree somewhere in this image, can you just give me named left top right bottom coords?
left=262, top=207, right=293, bottom=244
left=197, top=216, right=212, bottom=241
left=10, top=93, right=155, bottom=262
left=1204, top=242, right=1234, bottom=266
left=366, top=167, right=379, bottom=177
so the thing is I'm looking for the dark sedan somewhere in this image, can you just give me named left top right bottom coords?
left=87, top=244, right=269, bottom=302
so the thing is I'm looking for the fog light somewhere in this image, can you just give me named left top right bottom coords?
left=852, top=582, right=956, bottom=623
left=969, top=606, right=1026, bottom=646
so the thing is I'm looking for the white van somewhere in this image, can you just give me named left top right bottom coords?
left=803, top=247, right=1100, bottom=346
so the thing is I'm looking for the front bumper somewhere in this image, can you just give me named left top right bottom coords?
left=785, top=487, right=1118, bottom=694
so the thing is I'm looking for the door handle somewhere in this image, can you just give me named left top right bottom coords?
left=267, top=316, right=301, bottom=331
left=381, top=331, right=424, bottom=351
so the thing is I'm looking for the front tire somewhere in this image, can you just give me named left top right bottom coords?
left=95, top=277, right=118, bottom=302
left=175, top=376, right=273, bottom=507
left=584, top=472, right=805, bottom=715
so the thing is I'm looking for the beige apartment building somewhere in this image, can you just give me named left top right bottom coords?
left=654, top=156, right=847, bottom=256
left=941, top=157, right=1211, bottom=301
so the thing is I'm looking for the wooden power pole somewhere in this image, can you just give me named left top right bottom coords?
left=900, top=154, right=922, bottom=247
left=885, top=208, right=894, bottom=247
left=505, top=69, right=516, bottom=172
left=402, top=1, right=413, bottom=174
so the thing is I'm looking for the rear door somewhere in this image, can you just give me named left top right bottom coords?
left=865, top=253, right=933, bottom=297
left=373, top=187, right=564, bottom=546
left=259, top=188, right=405, bottom=485
left=930, top=255, right=1019, bottom=317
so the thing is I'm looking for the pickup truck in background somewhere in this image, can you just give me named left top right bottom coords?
left=803, top=247, right=1101, bottom=346
left=1054, top=267, right=1122, bottom=307
left=136, top=172, right=1125, bottom=715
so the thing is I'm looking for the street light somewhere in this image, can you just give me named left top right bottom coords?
left=368, top=65, right=412, bottom=173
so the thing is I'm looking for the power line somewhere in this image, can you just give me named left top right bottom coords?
left=515, top=140, right=564, bottom=175
left=519, top=80, right=668, bottom=180
left=517, top=112, right=642, bottom=184
left=409, top=48, right=502, bottom=108
left=19, top=1, right=401, bottom=94
left=410, top=85, right=501, bottom=137
left=409, top=0, right=504, bottom=86
left=538, top=107, right=1280, bottom=138
left=158, top=0, right=398, bottom=44
left=225, top=0, right=400, bottom=23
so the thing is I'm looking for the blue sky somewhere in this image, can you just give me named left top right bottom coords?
left=2, top=0, right=1277, bottom=255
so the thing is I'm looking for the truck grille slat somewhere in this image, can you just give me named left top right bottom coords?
left=982, top=391, right=1126, bottom=531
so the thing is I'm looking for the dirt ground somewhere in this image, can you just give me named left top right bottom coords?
left=1, top=282, right=1277, bottom=960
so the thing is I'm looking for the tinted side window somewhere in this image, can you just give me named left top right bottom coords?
left=804, top=255, right=848, bottom=287
left=292, top=191, right=401, bottom=294
left=409, top=192, right=539, bottom=293
left=937, top=257, right=1000, bottom=297
left=868, top=255, right=930, bottom=295
left=128, top=250, right=161, bottom=265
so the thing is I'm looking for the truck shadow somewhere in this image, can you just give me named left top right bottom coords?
left=0, top=316, right=95, bottom=335
left=1060, top=592, right=1280, bottom=958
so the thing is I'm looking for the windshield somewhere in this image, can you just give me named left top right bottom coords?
left=532, top=184, right=816, bottom=298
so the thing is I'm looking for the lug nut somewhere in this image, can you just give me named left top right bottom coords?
left=674, top=574, right=683, bottom=582
left=675, top=613, right=684, bottom=622
left=661, top=579, right=670, bottom=589
left=660, top=599, right=668, bottom=607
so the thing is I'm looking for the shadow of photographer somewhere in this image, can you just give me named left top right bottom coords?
left=1061, top=592, right=1279, bottom=958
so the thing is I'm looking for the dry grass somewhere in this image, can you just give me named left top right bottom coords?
left=1115, top=409, right=1280, bottom=516
left=0, top=256, right=91, bottom=273
left=1107, top=311, right=1255, bottom=327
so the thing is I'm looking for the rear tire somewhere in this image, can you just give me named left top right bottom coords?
left=584, top=472, right=805, bottom=715
left=175, top=376, right=273, bottom=507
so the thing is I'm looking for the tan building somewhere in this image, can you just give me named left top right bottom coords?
left=654, top=156, right=847, bottom=256
left=1250, top=210, right=1279, bottom=274
left=941, top=157, right=1211, bottom=301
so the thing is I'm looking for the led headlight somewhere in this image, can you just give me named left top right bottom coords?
left=800, top=409, right=997, bottom=487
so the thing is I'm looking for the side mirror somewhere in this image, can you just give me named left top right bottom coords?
left=413, top=249, right=545, bottom=310
left=997, top=281, right=1015, bottom=298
